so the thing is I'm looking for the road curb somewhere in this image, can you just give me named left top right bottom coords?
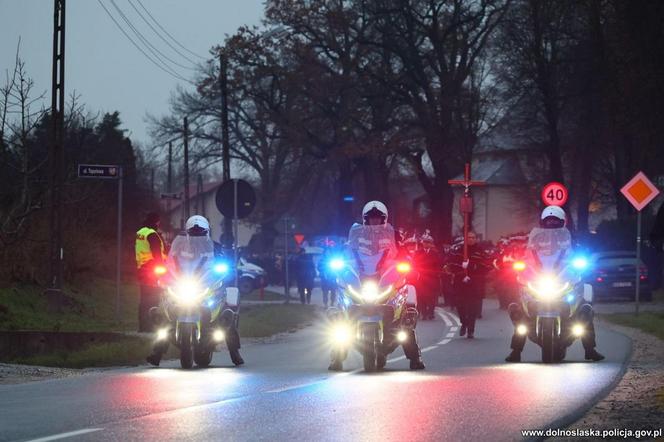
left=525, top=322, right=634, bottom=442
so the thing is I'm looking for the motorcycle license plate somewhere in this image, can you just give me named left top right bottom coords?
left=178, top=315, right=200, bottom=322
left=358, top=315, right=382, bottom=323
left=538, top=312, right=560, bottom=318
left=612, top=281, right=632, bottom=287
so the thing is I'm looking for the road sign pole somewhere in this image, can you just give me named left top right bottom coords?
left=233, top=179, right=239, bottom=289
left=115, top=168, right=124, bottom=322
left=284, top=217, right=290, bottom=304
left=635, top=210, right=642, bottom=316
left=619, top=171, right=660, bottom=316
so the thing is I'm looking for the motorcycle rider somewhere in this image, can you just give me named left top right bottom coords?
left=147, top=215, right=244, bottom=366
left=336, top=200, right=425, bottom=370
left=505, top=206, right=605, bottom=362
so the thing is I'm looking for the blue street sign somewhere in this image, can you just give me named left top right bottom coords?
left=78, top=164, right=121, bottom=179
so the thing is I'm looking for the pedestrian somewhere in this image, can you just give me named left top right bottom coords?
left=414, top=231, right=442, bottom=320
left=294, top=247, right=316, bottom=304
left=135, top=212, right=166, bottom=332
left=318, top=245, right=339, bottom=307
left=447, top=231, right=492, bottom=338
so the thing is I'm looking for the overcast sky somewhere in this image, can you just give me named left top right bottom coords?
left=0, top=0, right=265, bottom=147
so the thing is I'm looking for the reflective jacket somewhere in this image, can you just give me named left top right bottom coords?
left=135, top=227, right=165, bottom=270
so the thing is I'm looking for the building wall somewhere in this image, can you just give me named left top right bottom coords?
left=453, top=186, right=539, bottom=242
left=166, top=191, right=258, bottom=247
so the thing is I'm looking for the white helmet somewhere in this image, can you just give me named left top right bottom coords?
left=540, top=205, right=566, bottom=228
left=362, top=200, right=388, bottom=225
left=185, top=215, right=210, bottom=236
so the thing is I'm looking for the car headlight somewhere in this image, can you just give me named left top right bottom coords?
left=527, top=275, right=569, bottom=300
left=168, top=278, right=208, bottom=306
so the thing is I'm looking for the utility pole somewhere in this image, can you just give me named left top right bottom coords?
left=150, top=168, right=154, bottom=200
left=197, top=174, right=205, bottom=218
left=284, top=217, right=290, bottom=304
left=220, top=51, right=233, bottom=247
left=166, top=141, right=172, bottom=231
left=183, top=116, right=190, bottom=220
left=48, top=0, right=66, bottom=301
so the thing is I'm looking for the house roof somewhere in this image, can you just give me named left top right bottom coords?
left=161, top=180, right=222, bottom=214
left=452, top=155, right=527, bottom=186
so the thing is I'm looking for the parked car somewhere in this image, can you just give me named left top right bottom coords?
left=588, top=251, right=652, bottom=302
left=237, top=258, right=267, bottom=295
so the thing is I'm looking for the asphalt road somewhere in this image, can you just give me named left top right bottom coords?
left=0, top=299, right=631, bottom=442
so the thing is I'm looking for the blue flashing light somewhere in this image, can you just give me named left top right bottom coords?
left=207, top=299, right=216, bottom=308
left=566, top=294, right=575, bottom=304
left=343, top=195, right=354, bottom=202
left=329, top=258, right=345, bottom=271
left=572, top=256, right=589, bottom=271
left=213, top=262, right=230, bottom=275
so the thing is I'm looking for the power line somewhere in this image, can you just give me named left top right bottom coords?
left=127, top=0, right=201, bottom=66
left=109, top=0, right=197, bottom=72
left=135, top=0, right=207, bottom=60
left=96, top=0, right=193, bottom=83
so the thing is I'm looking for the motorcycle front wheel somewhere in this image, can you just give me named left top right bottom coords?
left=540, top=317, right=556, bottom=364
left=178, top=323, right=195, bottom=369
left=360, top=324, right=379, bottom=372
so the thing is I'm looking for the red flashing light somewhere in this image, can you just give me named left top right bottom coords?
left=596, top=277, right=604, bottom=283
left=154, top=265, right=167, bottom=276
left=396, top=262, right=412, bottom=274
left=513, top=261, right=526, bottom=272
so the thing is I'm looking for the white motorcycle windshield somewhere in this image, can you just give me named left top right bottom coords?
left=168, top=234, right=215, bottom=275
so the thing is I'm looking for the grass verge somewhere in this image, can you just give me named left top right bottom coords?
left=0, top=279, right=140, bottom=332
left=603, top=311, right=664, bottom=341
left=4, top=304, right=318, bottom=368
left=242, top=289, right=285, bottom=302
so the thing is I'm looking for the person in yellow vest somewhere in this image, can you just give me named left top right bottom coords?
left=135, top=212, right=166, bottom=332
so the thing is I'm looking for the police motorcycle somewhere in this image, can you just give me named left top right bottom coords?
left=151, top=234, right=241, bottom=369
left=326, top=244, right=419, bottom=372
left=511, top=241, right=592, bottom=363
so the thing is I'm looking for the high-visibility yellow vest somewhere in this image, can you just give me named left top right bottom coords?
left=135, top=227, right=165, bottom=269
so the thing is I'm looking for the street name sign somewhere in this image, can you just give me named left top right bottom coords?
left=78, top=164, right=120, bottom=179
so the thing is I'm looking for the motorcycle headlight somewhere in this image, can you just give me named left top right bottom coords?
left=527, top=275, right=569, bottom=300
left=168, top=278, right=208, bottom=306
left=347, top=281, right=393, bottom=302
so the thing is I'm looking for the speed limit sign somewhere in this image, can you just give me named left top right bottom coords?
left=541, top=182, right=569, bottom=207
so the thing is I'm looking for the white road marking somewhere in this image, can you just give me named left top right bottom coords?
left=446, top=332, right=456, bottom=338
left=450, top=326, right=459, bottom=332
left=436, top=308, right=453, bottom=326
left=437, top=338, right=451, bottom=345
left=25, top=428, right=103, bottom=442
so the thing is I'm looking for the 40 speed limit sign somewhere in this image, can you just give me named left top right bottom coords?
left=541, top=182, right=569, bottom=207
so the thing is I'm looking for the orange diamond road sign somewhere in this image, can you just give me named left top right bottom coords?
left=620, top=171, right=660, bottom=211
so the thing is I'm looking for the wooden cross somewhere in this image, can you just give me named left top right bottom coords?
left=448, top=163, right=486, bottom=266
